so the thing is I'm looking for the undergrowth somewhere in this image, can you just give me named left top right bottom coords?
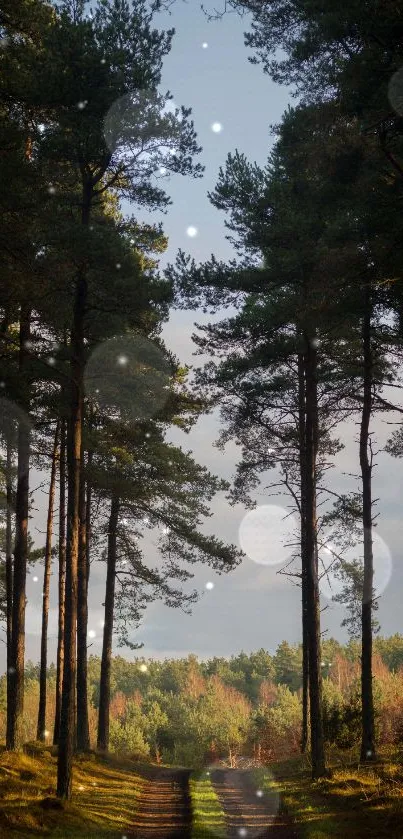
left=0, top=744, right=145, bottom=837
left=253, top=748, right=403, bottom=838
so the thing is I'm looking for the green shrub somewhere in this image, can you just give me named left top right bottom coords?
left=109, top=718, right=150, bottom=757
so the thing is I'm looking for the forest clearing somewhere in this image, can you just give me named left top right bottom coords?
left=2, top=0, right=403, bottom=835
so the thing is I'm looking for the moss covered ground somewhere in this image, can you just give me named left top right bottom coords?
left=253, top=749, right=403, bottom=838
left=0, top=745, right=145, bottom=837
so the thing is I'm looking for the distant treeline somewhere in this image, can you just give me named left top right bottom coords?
left=2, top=636, right=403, bottom=767
left=4, top=635, right=403, bottom=703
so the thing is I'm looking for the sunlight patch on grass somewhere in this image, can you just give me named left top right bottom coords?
left=190, top=771, right=226, bottom=838
left=252, top=751, right=403, bottom=839
left=0, top=745, right=145, bottom=837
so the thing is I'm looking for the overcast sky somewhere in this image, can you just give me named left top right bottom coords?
left=2, top=0, right=403, bottom=672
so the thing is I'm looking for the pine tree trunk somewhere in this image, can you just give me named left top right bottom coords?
left=57, top=183, right=91, bottom=798
left=301, top=580, right=309, bottom=754
left=6, top=307, right=31, bottom=751
left=97, top=496, right=120, bottom=751
left=56, top=276, right=85, bottom=796
left=303, top=340, right=326, bottom=778
left=5, top=441, right=14, bottom=746
left=76, top=450, right=90, bottom=752
left=85, top=448, right=92, bottom=589
left=37, top=422, right=59, bottom=742
left=54, top=419, right=66, bottom=746
left=360, top=279, right=376, bottom=762
left=298, top=352, right=309, bottom=755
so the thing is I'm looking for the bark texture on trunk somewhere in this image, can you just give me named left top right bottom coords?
left=57, top=182, right=91, bottom=798
left=54, top=419, right=66, bottom=746
left=301, top=579, right=309, bottom=754
left=76, top=450, right=90, bottom=752
left=97, top=497, right=120, bottom=752
left=37, top=422, right=59, bottom=742
left=6, top=442, right=14, bottom=746
left=57, top=277, right=87, bottom=797
left=303, top=340, right=326, bottom=778
left=360, top=279, right=376, bottom=762
left=85, top=454, right=92, bottom=589
left=6, top=308, right=31, bottom=751
left=298, top=352, right=309, bottom=755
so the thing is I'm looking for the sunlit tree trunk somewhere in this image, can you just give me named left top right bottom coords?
left=57, top=184, right=91, bottom=797
left=5, top=440, right=14, bottom=745
left=76, top=445, right=90, bottom=752
left=85, top=444, right=92, bottom=591
left=298, top=352, right=309, bottom=754
left=54, top=418, right=66, bottom=745
left=360, top=277, right=376, bottom=761
left=57, top=280, right=85, bottom=795
left=37, top=422, right=59, bottom=741
left=303, top=339, right=326, bottom=778
left=6, top=306, right=31, bottom=751
left=97, top=496, right=120, bottom=751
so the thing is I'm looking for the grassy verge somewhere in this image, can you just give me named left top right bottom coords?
left=189, top=770, right=226, bottom=838
left=0, top=744, right=146, bottom=837
left=252, top=751, right=403, bottom=838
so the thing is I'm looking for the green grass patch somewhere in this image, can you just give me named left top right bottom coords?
left=190, top=770, right=226, bottom=838
left=252, top=751, right=403, bottom=838
left=0, top=745, right=145, bottom=837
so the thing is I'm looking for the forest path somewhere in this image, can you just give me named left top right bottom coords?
left=128, top=766, right=192, bottom=839
left=211, top=769, right=299, bottom=838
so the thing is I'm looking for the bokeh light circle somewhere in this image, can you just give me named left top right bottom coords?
left=318, top=529, right=392, bottom=602
left=0, top=397, right=32, bottom=450
left=103, top=89, right=183, bottom=158
left=239, top=504, right=297, bottom=567
left=196, top=764, right=280, bottom=839
left=388, top=67, right=403, bottom=116
left=0, top=398, right=32, bottom=552
left=84, top=333, right=171, bottom=422
left=0, top=396, right=32, bottom=508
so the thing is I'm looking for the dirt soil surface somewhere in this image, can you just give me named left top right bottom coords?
left=128, top=766, right=192, bottom=839
left=211, top=768, right=299, bottom=838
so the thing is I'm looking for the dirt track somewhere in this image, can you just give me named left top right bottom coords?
left=211, top=769, right=299, bottom=839
left=127, top=765, right=298, bottom=839
left=128, top=767, right=191, bottom=839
